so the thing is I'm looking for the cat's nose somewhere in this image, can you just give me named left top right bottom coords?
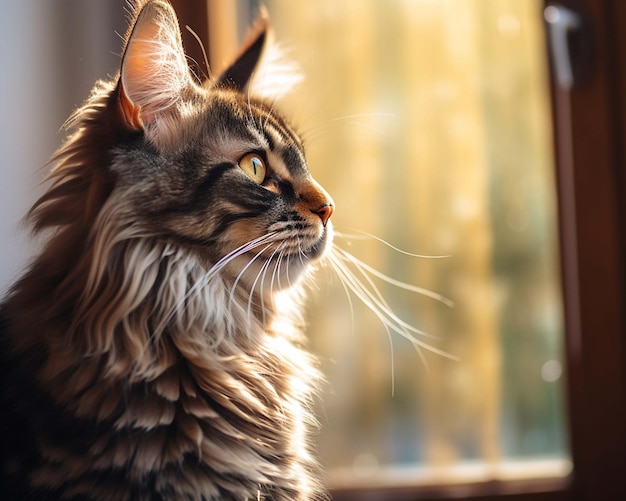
left=311, top=202, right=334, bottom=227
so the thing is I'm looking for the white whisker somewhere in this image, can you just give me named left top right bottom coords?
left=334, top=250, right=445, bottom=343
left=229, top=242, right=274, bottom=308
left=248, top=242, right=285, bottom=323
left=271, top=248, right=287, bottom=295
left=334, top=264, right=356, bottom=333
left=334, top=245, right=454, bottom=308
left=326, top=113, right=396, bottom=136
left=327, top=252, right=397, bottom=393
left=340, top=121, right=386, bottom=135
left=263, top=98, right=278, bottom=130
left=283, top=251, right=295, bottom=292
left=325, top=249, right=458, bottom=361
left=185, top=25, right=212, bottom=80
left=330, top=112, right=395, bottom=121
left=334, top=230, right=452, bottom=259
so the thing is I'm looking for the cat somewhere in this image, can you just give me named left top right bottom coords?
left=0, top=1, right=332, bottom=499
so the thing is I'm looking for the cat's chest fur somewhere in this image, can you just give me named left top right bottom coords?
left=1, top=294, right=318, bottom=500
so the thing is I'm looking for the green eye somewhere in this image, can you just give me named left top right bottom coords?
left=239, top=153, right=266, bottom=184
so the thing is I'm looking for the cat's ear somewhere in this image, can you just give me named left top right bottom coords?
left=118, top=0, right=191, bottom=131
left=215, top=9, right=269, bottom=92
left=215, top=9, right=302, bottom=99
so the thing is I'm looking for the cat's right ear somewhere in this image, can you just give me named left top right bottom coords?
left=214, top=9, right=302, bottom=100
left=118, top=0, right=191, bottom=134
left=215, top=9, right=269, bottom=92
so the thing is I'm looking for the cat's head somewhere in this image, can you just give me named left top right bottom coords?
left=40, top=0, right=334, bottom=299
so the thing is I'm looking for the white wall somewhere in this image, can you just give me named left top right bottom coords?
left=0, top=1, right=125, bottom=295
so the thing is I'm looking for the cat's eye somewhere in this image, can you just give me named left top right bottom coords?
left=238, top=153, right=267, bottom=184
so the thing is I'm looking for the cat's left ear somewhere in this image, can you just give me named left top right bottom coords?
left=118, top=0, right=192, bottom=132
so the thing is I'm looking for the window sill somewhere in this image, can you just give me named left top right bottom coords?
left=328, top=459, right=572, bottom=501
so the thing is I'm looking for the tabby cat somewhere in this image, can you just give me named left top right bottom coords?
left=0, top=1, right=332, bottom=499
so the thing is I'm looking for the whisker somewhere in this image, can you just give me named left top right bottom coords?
left=330, top=251, right=421, bottom=340
left=247, top=74, right=264, bottom=131
left=185, top=25, right=212, bottom=80
left=334, top=265, right=356, bottom=334
left=248, top=242, right=285, bottom=323
left=326, top=250, right=458, bottom=361
left=339, top=121, right=386, bottom=135
left=334, top=230, right=452, bottom=259
left=260, top=245, right=285, bottom=315
left=334, top=245, right=454, bottom=308
left=301, top=112, right=395, bottom=143
left=330, top=112, right=395, bottom=121
left=328, top=252, right=397, bottom=394
left=271, top=248, right=287, bottom=295
left=263, top=98, right=278, bottom=130
left=283, top=250, right=295, bottom=292
left=296, top=237, right=307, bottom=277
left=228, top=242, right=274, bottom=308
left=333, top=249, right=442, bottom=341
left=264, top=242, right=287, bottom=294
left=330, top=113, right=395, bottom=135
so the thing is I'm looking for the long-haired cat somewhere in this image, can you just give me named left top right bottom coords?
left=0, top=1, right=332, bottom=499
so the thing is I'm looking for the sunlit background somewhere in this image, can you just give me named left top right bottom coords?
left=264, top=0, right=569, bottom=487
left=0, top=0, right=569, bottom=491
left=0, top=1, right=126, bottom=290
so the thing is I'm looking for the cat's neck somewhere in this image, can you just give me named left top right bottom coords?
left=5, top=229, right=300, bottom=385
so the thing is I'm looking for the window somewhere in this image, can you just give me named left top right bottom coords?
left=260, top=0, right=571, bottom=495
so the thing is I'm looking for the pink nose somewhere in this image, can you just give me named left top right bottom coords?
left=311, top=203, right=334, bottom=226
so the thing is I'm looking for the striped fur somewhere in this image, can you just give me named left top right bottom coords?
left=0, top=1, right=333, bottom=499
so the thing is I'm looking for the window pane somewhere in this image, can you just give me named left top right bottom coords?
left=266, top=0, right=570, bottom=487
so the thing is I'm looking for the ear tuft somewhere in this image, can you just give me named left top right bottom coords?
left=119, top=0, right=191, bottom=128
left=216, top=8, right=302, bottom=99
left=248, top=41, right=303, bottom=100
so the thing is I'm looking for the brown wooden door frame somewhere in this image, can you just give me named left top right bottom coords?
left=550, top=0, right=626, bottom=500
